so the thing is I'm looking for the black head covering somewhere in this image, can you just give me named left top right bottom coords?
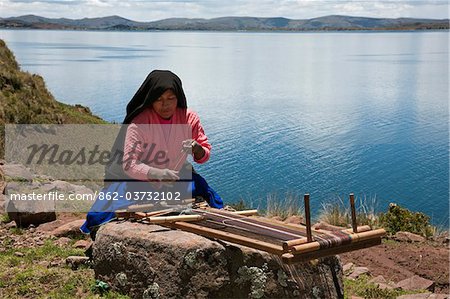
left=105, top=70, right=187, bottom=183
left=123, top=70, right=187, bottom=124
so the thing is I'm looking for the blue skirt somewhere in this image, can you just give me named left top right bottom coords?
left=80, top=171, right=223, bottom=234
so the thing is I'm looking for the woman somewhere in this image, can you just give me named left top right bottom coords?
left=80, top=70, right=223, bottom=235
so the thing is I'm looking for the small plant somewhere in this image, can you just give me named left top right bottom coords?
left=379, top=203, right=435, bottom=238
left=0, top=213, right=10, bottom=223
left=229, top=199, right=249, bottom=211
left=9, top=227, right=24, bottom=235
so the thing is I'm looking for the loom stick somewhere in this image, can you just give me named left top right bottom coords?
left=312, top=222, right=371, bottom=234
left=134, top=212, right=148, bottom=219
left=145, top=215, right=203, bottom=224
left=252, top=216, right=308, bottom=233
left=304, top=194, right=312, bottom=243
left=236, top=213, right=372, bottom=252
left=166, top=221, right=286, bottom=255
left=196, top=210, right=303, bottom=239
left=349, top=193, right=358, bottom=233
left=146, top=208, right=175, bottom=217
left=348, top=228, right=386, bottom=242
left=282, top=238, right=308, bottom=251
left=233, top=209, right=259, bottom=216
left=282, top=238, right=382, bottom=264
left=344, top=225, right=371, bottom=234
left=291, top=228, right=385, bottom=254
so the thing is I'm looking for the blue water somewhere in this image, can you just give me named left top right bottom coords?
left=0, top=30, right=448, bottom=225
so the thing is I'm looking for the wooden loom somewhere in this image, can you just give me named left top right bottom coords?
left=115, top=193, right=385, bottom=264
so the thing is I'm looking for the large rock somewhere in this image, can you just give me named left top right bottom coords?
left=1, top=164, right=34, bottom=182
left=51, top=219, right=86, bottom=238
left=6, top=195, right=56, bottom=227
left=93, top=222, right=345, bottom=299
left=369, top=275, right=394, bottom=290
left=0, top=193, right=5, bottom=214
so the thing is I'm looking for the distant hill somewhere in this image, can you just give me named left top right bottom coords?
left=0, top=14, right=448, bottom=31
left=0, top=39, right=106, bottom=158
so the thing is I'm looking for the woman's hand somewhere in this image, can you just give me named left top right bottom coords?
left=182, top=139, right=205, bottom=160
left=147, top=167, right=179, bottom=181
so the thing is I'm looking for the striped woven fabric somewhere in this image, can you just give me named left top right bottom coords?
left=313, top=230, right=352, bottom=248
left=192, top=209, right=353, bottom=249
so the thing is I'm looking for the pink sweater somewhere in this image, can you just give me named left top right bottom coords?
left=123, top=107, right=211, bottom=181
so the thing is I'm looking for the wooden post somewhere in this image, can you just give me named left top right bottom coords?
left=145, top=215, right=204, bottom=224
left=147, top=208, right=175, bottom=217
left=304, top=194, right=312, bottom=243
left=233, top=209, right=259, bottom=216
left=349, top=193, right=358, bottom=233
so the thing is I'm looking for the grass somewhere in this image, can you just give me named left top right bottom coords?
left=0, top=213, right=10, bottom=223
left=0, top=239, right=130, bottom=299
left=264, top=193, right=305, bottom=220
left=319, top=195, right=379, bottom=228
left=318, top=196, right=444, bottom=239
left=232, top=193, right=444, bottom=239
left=344, top=274, right=428, bottom=299
left=230, top=193, right=305, bottom=221
left=0, top=39, right=107, bottom=159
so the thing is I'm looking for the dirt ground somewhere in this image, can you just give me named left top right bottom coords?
left=340, top=238, right=450, bottom=294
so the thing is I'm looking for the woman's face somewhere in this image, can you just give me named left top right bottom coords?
left=152, top=89, right=178, bottom=119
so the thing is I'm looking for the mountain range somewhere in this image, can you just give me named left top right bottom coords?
left=0, top=15, right=448, bottom=31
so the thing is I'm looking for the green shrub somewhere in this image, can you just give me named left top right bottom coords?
left=379, top=203, right=435, bottom=237
left=0, top=213, right=10, bottom=223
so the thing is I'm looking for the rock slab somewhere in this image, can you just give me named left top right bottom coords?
left=6, top=196, right=56, bottom=227
left=1, top=164, right=34, bottom=182
left=93, top=221, right=345, bottom=299
left=395, top=231, right=426, bottom=243
left=396, top=275, right=435, bottom=292
left=51, top=219, right=86, bottom=238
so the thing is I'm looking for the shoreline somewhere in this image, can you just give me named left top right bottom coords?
left=0, top=27, right=448, bottom=34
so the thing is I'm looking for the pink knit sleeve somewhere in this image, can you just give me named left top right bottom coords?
left=122, top=124, right=151, bottom=181
left=190, top=111, right=211, bottom=164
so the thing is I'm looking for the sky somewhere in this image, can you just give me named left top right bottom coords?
left=0, top=0, right=448, bottom=21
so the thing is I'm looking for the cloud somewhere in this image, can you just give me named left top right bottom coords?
left=0, top=0, right=448, bottom=20
left=9, top=0, right=81, bottom=3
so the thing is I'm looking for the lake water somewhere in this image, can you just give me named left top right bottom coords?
left=0, top=30, right=448, bottom=225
